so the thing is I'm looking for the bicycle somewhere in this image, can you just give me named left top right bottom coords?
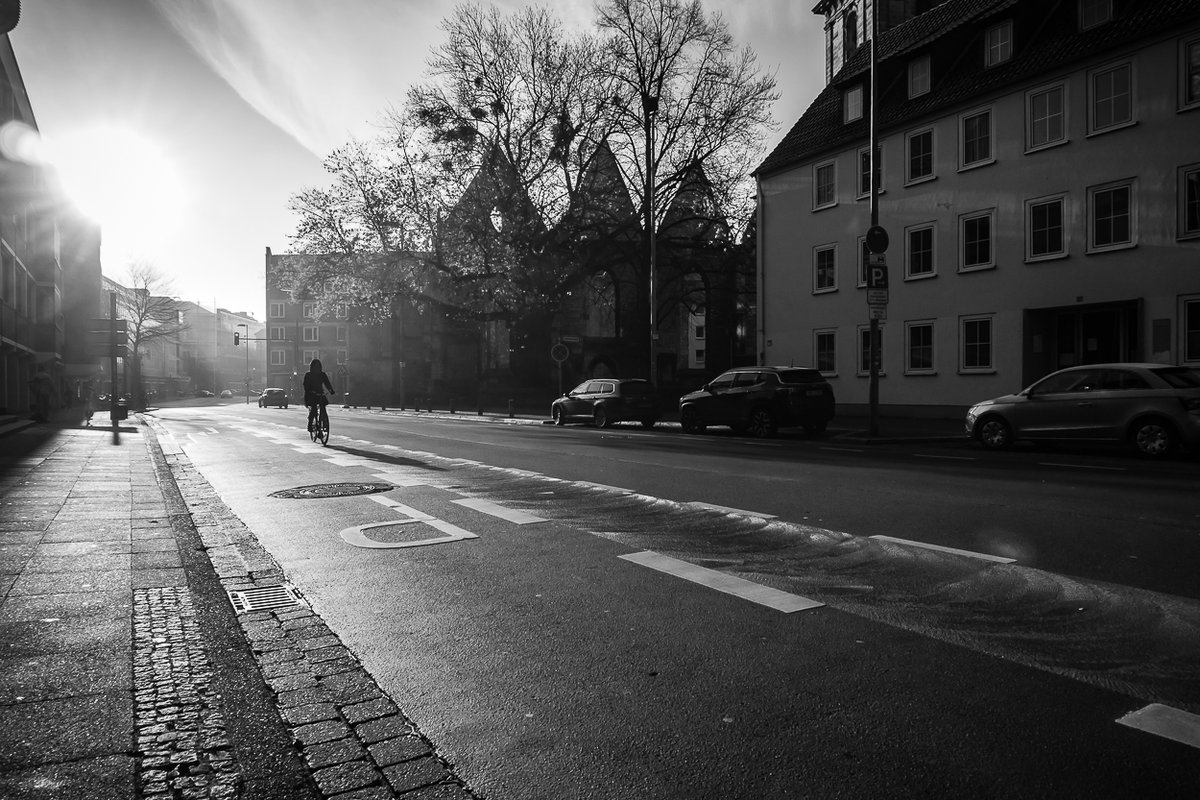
left=307, top=393, right=331, bottom=446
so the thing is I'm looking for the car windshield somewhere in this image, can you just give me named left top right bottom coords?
left=1151, top=367, right=1200, bottom=388
left=775, top=369, right=822, bottom=384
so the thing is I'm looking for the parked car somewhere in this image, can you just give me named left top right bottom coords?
left=551, top=378, right=662, bottom=429
left=966, top=363, right=1200, bottom=457
left=258, top=388, right=289, bottom=408
left=678, top=366, right=835, bottom=438
left=195, top=389, right=214, bottom=398
left=219, top=389, right=234, bottom=398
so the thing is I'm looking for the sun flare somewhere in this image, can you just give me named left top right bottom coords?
left=46, top=125, right=185, bottom=257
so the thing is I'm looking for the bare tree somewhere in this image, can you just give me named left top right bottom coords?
left=115, top=262, right=188, bottom=409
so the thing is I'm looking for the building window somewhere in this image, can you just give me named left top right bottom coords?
left=844, top=84, right=863, bottom=123
left=1027, top=84, right=1066, bottom=150
left=906, top=321, right=935, bottom=373
left=1027, top=196, right=1067, bottom=260
left=858, top=146, right=882, bottom=197
left=303, top=349, right=318, bottom=365
left=960, top=211, right=995, bottom=271
left=303, top=325, right=319, bottom=342
left=1183, top=37, right=1200, bottom=110
left=1181, top=165, right=1200, bottom=239
left=1185, top=298, right=1200, bottom=362
left=302, top=303, right=316, bottom=319
left=858, top=325, right=884, bottom=375
left=961, top=316, right=993, bottom=372
left=815, top=329, right=837, bottom=374
left=857, top=237, right=870, bottom=286
left=814, top=245, right=838, bottom=292
left=1080, top=0, right=1112, bottom=30
left=907, top=128, right=934, bottom=183
left=269, top=302, right=284, bottom=318
left=335, top=304, right=349, bottom=319
left=336, top=325, right=347, bottom=342
left=337, top=349, right=348, bottom=365
left=908, top=55, right=931, bottom=98
left=1089, top=181, right=1135, bottom=251
left=906, top=224, right=936, bottom=278
left=270, top=349, right=286, bottom=366
left=961, top=109, right=993, bottom=168
left=985, top=21, right=1013, bottom=67
left=1089, top=62, right=1133, bottom=134
left=268, top=326, right=284, bottom=340
left=814, top=161, right=837, bottom=209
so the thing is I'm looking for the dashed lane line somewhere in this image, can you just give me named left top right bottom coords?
left=1117, top=704, right=1200, bottom=750
left=452, top=498, right=548, bottom=525
left=619, top=550, right=824, bottom=613
left=870, top=535, right=1017, bottom=564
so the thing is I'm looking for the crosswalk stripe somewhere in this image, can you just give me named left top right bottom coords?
left=1117, top=704, right=1200, bottom=749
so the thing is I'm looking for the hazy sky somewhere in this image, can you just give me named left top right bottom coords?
left=12, top=0, right=826, bottom=318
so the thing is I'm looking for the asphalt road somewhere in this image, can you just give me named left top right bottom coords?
left=149, top=402, right=1200, bottom=799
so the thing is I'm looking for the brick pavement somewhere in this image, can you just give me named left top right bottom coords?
left=0, top=418, right=479, bottom=800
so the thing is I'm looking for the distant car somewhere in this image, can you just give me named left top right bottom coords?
left=966, top=363, right=1200, bottom=457
left=258, top=388, right=289, bottom=408
left=196, top=389, right=214, bottom=398
left=219, top=389, right=234, bottom=398
left=551, top=378, right=662, bottom=429
left=678, top=366, right=836, bottom=438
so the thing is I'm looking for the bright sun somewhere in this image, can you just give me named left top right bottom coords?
left=46, top=125, right=185, bottom=258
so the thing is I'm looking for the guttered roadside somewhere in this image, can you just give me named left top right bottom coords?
left=0, top=417, right=478, bottom=800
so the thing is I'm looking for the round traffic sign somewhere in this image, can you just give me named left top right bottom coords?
left=866, top=225, right=889, bottom=253
left=551, top=343, right=569, bottom=363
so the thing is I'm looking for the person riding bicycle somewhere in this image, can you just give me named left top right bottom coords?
left=303, top=358, right=336, bottom=432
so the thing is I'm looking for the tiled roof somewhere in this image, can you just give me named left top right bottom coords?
left=756, top=0, right=1200, bottom=177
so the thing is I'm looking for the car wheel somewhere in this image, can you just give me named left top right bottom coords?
left=1131, top=419, right=1177, bottom=458
left=976, top=416, right=1013, bottom=449
left=803, top=422, right=827, bottom=436
left=553, top=406, right=565, bottom=426
left=746, top=408, right=776, bottom=438
left=593, top=405, right=611, bottom=428
left=680, top=406, right=705, bottom=434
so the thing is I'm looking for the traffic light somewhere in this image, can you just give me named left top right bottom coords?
left=233, top=332, right=240, bottom=346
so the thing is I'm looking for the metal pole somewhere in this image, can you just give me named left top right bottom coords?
left=868, top=7, right=880, bottom=437
left=110, top=292, right=120, bottom=444
left=645, top=94, right=658, bottom=385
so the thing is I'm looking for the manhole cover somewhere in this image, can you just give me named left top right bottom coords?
left=228, top=584, right=304, bottom=613
left=270, top=482, right=396, bottom=499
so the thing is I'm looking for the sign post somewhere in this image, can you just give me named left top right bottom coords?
left=551, top=341, right=569, bottom=397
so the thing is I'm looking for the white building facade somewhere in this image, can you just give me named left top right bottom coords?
left=757, top=0, right=1200, bottom=417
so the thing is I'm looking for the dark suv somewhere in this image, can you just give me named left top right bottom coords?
left=678, top=367, right=835, bottom=438
left=552, top=378, right=662, bottom=429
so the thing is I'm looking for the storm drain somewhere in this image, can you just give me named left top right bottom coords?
left=269, top=482, right=396, bottom=499
left=227, top=584, right=305, bottom=613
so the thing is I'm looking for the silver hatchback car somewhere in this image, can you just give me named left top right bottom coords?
left=966, top=363, right=1200, bottom=457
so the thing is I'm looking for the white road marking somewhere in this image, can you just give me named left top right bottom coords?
left=870, top=535, right=1017, bottom=564
left=371, top=470, right=430, bottom=487
left=619, top=550, right=823, bottom=613
left=913, top=454, right=977, bottom=461
left=1117, top=704, right=1200, bottom=749
left=340, top=518, right=477, bottom=549
left=1038, top=462, right=1126, bottom=472
left=686, top=502, right=777, bottom=520
left=453, top=498, right=548, bottom=525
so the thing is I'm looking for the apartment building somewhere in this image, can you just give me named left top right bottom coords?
left=756, top=0, right=1200, bottom=416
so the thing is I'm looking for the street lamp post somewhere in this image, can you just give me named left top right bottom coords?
left=643, top=92, right=659, bottom=385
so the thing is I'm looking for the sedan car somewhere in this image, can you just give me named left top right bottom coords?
left=258, top=388, right=289, bottom=408
left=195, top=389, right=214, bottom=398
left=966, top=363, right=1200, bottom=457
left=551, top=378, right=661, bottom=428
left=219, top=389, right=234, bottom=398
left=678, top=366, right=835, bottom=438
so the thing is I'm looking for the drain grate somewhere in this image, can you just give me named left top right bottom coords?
left=269, top=482, right=396, bottom=500
left=228, top=584, right=304, bottom=613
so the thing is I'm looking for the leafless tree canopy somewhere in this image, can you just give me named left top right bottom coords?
left=285, top=0, right=777, bottom=323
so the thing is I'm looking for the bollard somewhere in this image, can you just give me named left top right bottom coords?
left=343, top=393, right=350, bottom=409
left=507, top=398, right=515, bottom=418
left=449, top=397, right=456, bottom=414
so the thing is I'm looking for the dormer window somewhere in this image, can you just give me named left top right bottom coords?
left=844, top=84, right=864, bottom=123
left=985, top=21, right=1013, bottom=67
left=1080, top=0, right=1113, bottom=30
left=908, top=55, right=931, bottom=98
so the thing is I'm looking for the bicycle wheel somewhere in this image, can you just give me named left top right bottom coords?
left=317, top=406, right=330, bottom=446
left=308, top=411, right=319, bottom=442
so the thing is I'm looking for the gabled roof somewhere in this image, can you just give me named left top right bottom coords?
left=660, top=161, right=729, bottom=245
left=443, top=143, right=544, bottom=237
left=555, top=139, right=639, bottom=241
left=756, top=0, right=1200, bottom=177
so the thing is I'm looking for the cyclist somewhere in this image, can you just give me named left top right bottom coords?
left=303, top=358, right=336, bottom=433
